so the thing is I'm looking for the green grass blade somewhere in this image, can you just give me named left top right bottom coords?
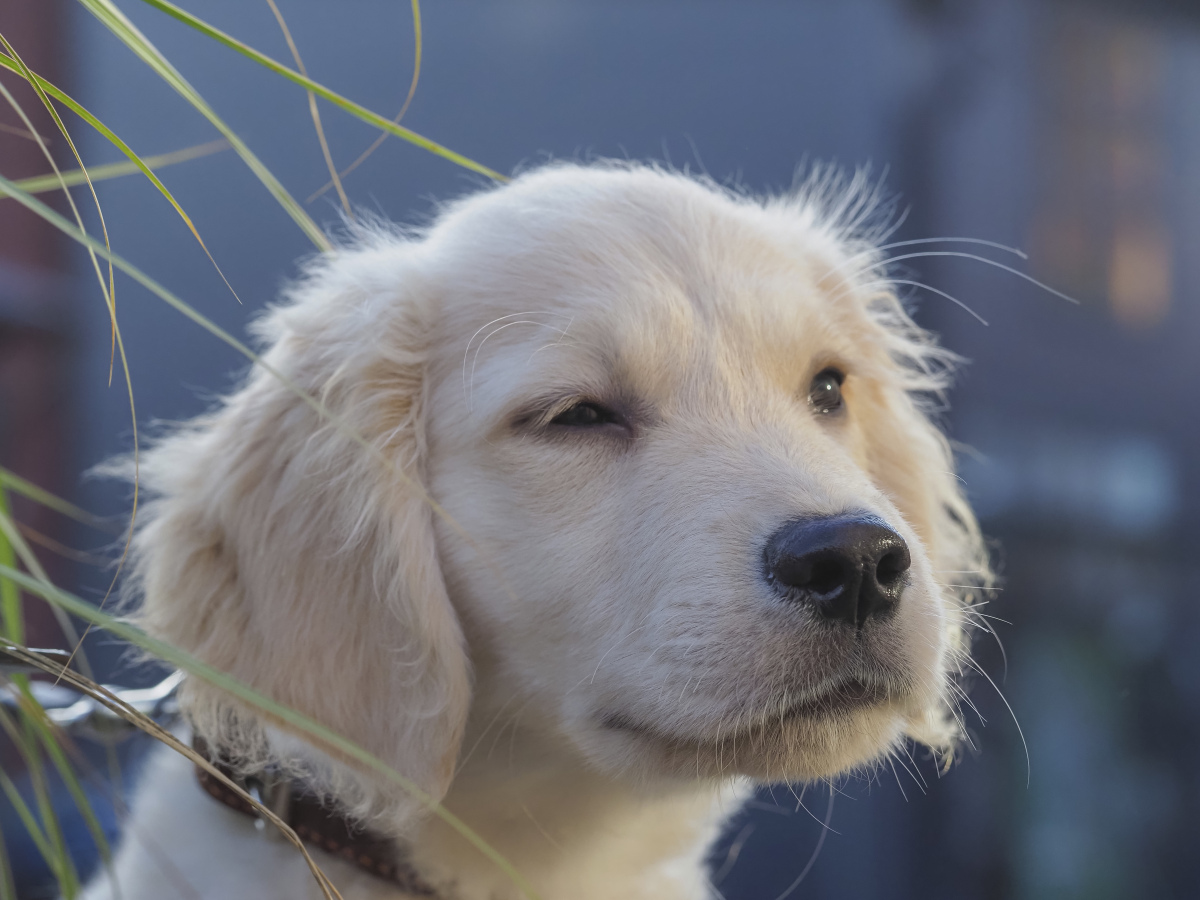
left=0, top=831, right=16, bottom=900
left=0, top=705, right=81, bottom=897
left=0, top=489, right=21, bottom=644
left=0, top=51, right=244, bottom=308
left=0, top=43, right=119, bottom=383
left=0, top=40, right=138, bottom=592
left=0, top=499, right=95, bottom=685
left=76, top=0, right=332, bottom=251
left=0, top=171, right=308, bottom=386
left=136, top=0, right=505, bottom=182
left=0, top=172, right=420, bottom=492
left=0, top=453, right=97, bottom=694
left=3, top=644, right=340, bottom=900
left=11, top=138, right=229, bottom=195
left=0, top=53, right=245, bottom=314
left=0, top=467, right=118, bottom=534
left=0, top=565, right=541, bottom=900
left=13, top=693, right=116, bottom=890
left=0, top=765, right=57, bottom=880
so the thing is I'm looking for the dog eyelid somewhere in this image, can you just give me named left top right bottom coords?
left=507, top=395, right=631, bottom=434
left=548, top=400, right=624, bottom=429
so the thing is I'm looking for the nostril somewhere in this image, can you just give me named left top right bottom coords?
left=806, top=557, right=849, bottom=597
left=768, top=550, right=852, bottom=597
left=875, top=546, right=911, bottom=588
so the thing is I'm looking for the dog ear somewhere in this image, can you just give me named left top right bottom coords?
left=128, top=241, right=470, bottom=816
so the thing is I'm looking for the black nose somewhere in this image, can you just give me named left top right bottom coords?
left=763, top=515, right=911, bottom=627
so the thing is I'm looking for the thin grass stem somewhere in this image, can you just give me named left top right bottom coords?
left=263, top=0, right=352, bottom=218
left=77, top=0, right=332, bottom=250
left=11, top=138, right=230, bottom=195
left=134, top=0, right=504, bottom=182
left=308, top=0, right=423, bottom=202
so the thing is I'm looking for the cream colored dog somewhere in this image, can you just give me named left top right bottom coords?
left=85, top=162, right=987, bottom=899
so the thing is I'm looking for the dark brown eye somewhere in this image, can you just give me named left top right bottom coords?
left=549, top=401, right=622, bottom=428
left=808, top=368, right=845, bottom=415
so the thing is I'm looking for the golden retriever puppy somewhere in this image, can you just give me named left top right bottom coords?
left=84, top=162, right=987, bottom=900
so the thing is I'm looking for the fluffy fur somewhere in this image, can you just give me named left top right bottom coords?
left=84, top=162, right=988, bottom=900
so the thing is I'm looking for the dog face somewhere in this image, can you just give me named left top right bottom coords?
left=129, top=163, right=985, bottom=814
left=425, top=166, right=975, bottom=782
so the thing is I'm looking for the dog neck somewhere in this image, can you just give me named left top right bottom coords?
left=236, top=695, right=745, bottom=897
left=404, top=719, right=744, bottom=900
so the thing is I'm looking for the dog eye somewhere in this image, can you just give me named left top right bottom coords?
left=549, top=401, right=622, bottom=428
left=808, top=368, right=845, bottom=415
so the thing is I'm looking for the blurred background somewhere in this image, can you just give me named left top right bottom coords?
left=2, top=0, right=1199, bottom=897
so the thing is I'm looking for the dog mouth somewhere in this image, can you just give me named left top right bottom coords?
left=778, top=678, right=891, bottom=719
left=601, top=677, right=896, bottom=743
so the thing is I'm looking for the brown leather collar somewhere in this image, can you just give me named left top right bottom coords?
left=193, top=737, right=437, bottom=896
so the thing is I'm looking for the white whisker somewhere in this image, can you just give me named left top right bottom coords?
left=965, top=657, right=1031, bottom=786
left=875, top=236, right=1027, bottom=259
left=888, top=278, right=989, bottom=325
left=772, top=785, right=836, bottom=900
left=880, top=250, right=1079, bottom=305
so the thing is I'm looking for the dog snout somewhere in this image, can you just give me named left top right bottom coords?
left=763, top=515, right=911, bottom=627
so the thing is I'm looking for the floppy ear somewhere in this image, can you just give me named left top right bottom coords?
left=127, top=240, right=470, bottom=816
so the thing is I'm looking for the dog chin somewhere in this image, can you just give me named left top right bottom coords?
left=582, top=694, right=919, bottom=784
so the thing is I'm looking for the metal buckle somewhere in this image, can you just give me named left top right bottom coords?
left=246, top=770, right=293, bottom=841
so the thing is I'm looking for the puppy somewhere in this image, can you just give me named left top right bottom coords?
left=85, top=162, right=987, bottom=899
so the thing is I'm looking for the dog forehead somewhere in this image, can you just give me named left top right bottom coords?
left=436, top=166, right=852, bottom=290
left=430, top=168, right=869, bottom=390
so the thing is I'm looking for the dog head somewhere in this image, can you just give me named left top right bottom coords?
left=128, top=163, right=987, bottom=817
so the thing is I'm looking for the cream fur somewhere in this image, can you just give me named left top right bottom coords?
left=83, top=162, right=988, bottom=900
